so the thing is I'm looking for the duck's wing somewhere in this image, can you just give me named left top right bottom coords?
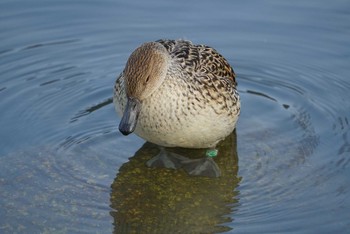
left=156, top=39, right=237, bottom=87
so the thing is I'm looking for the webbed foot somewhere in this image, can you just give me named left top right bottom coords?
left=146, top=147, right=189, bottom=169
left=146, top=147, right=221, bottom=177
left=181, top=157, right=221, bottom=178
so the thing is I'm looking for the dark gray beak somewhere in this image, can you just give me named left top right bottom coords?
left=119, top=97, right=141, bottom=135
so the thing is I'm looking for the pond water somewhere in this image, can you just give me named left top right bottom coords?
left=1, top=0, right=350, bottom=233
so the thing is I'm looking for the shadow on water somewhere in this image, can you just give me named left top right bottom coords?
left=110, top=131, right=240, bottom=233
left=70, top=97, right=113, bottom=123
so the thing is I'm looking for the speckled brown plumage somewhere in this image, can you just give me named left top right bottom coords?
left=114, top=39, right=240, bottom=148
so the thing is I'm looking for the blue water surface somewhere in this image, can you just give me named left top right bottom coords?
left=1, top=0, right=350, bottom=233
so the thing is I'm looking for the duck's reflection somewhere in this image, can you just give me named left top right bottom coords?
left=110, top=131, right=240, bottom=233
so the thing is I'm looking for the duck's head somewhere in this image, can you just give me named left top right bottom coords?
left=119, top=42, right=169, bottom=136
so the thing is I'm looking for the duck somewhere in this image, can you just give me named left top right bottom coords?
left=113, top=39, right=240, bottom=177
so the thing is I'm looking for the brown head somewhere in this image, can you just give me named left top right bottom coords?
left=123, top=42, right=169, bottom=101
left=119, top=42, right=170, bottom=135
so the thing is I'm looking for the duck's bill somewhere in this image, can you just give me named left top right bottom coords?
left=119, top=97, right=141, bottom=135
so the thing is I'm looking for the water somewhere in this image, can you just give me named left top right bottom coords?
left=1, top=0, right=350, bottom=233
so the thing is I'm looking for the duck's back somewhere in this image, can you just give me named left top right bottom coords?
left=156, top=39, right=237, bottom=86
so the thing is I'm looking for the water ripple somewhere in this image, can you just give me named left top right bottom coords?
left=230, top=56, right=350, bottom=232
left=21, top=39, right=81, bottom=51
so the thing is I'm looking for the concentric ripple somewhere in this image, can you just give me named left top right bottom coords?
left=233, top=58, right=350, bottom=233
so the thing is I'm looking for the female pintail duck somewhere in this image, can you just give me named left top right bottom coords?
left=113, top=39, right=240, bottom=176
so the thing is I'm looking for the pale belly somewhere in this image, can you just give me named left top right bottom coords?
left=133, top=93, right=239, bottom=148
left=135, top=109, right=237, bottom=148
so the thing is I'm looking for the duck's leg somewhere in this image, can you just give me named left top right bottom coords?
left=146, top=147, right=189, bottom=169
left=181, top=148, right=221, bottom=178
